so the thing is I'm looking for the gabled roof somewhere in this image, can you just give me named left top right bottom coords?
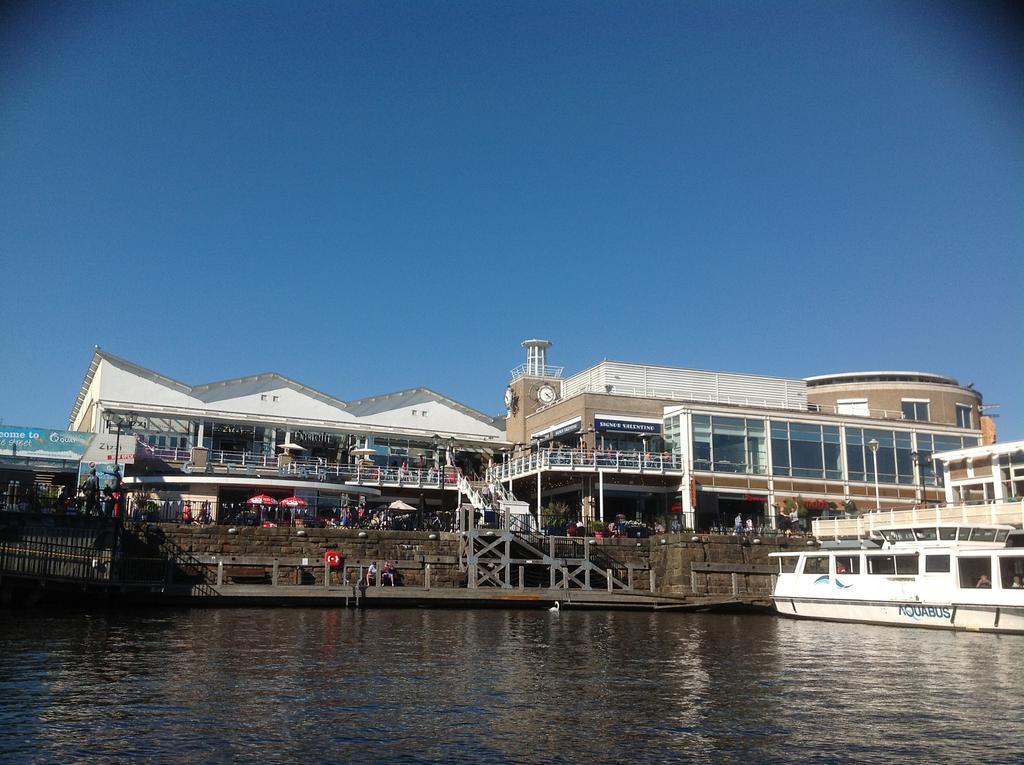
left=190, top=372, right=349, bottom=410
left=69, top=350, right=505, bottom=435
left=344, top=387, right=498, bottom=427
left=69, top=348, right=192, bottom=427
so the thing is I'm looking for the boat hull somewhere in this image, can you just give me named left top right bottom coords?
left=772, top=596, right=1024, bottom=634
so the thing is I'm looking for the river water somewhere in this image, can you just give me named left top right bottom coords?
left=1, top=607, right=1022, bottom=764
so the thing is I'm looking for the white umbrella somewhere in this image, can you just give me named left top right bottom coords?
left=388, top=500, right=416, bottom=512
left=351, top=447, right=377, bottom=459
left=277, top=441, right=306, bottom=452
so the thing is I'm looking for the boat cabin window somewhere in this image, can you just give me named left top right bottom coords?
left=778, top=557, right=798, bottom=574
left=938, top=528, right=958, bottom=540
left=834, top=555, right=859, bottom=574
left=867, top=555, right=918, bottom=575
left=995, top=530, right=1010, bottom=543
left=958, top=558, right=993, bottom=589
left=913, top=528, right=937, bottom=541
left=884, top=528, right=917, bottom=540
left=998, top=557, right=1024, bottom=589
left=803, top=556, right=829, bottom=575
left=924, top=554, right=950, bottom=573
left=968, top=528, right=998, bottom=543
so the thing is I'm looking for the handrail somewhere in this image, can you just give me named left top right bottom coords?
left=811, top=499, right=1024, bottom=538
left=553, top=384, right=908, bottom=420
left=489, top=448, right=683, bottom=481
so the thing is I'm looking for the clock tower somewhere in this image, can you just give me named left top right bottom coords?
left=504, top=339, right=563, bottom=446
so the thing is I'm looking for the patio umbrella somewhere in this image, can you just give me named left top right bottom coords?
left=246, top=494, right=278, bottom=506
left=279, top=496, right=308, bottom=508
left=351, top=446, right=376, bottom=460
left=388, top=500, right=416, bottom=512
left=277, top=441, right=306, bottom=452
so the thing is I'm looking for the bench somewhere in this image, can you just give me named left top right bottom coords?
left=226, top=566, right=270, bottom=584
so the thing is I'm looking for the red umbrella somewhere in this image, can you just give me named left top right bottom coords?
left=279, top=496, right=307, bottom=508
left=246, top=494, right=278, bottom=506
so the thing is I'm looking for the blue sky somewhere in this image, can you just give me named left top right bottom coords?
left=1, top=1, right=1021, bottom=438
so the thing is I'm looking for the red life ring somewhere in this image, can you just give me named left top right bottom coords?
left=324, top=549, right=342, bottom=568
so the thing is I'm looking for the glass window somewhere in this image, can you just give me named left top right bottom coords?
left=914, top=527, right=938, bottom=541
left=835, top=555, right=860, bottom=574
left=803, top=556, right=829, bottom=575
left=958, top=558, right=992, bottom=589
left=939, top=528, right=957, bottom=540
left=956, top=404, right=973, bottom=429
left=692, top=415, right=711, bottom=470
left=846, top=428, right=865, bottom=482
left=692, top=415, right=767, bottom=475
left=779, top=557, right=798, bottom=573
left=867, top=556, right=896, bottom=575
left=902, top=400, right=930, bottom=422
left=895, top=555, right=919, bottom=575
left=998, top=557, right=1024, bottom=588
left=969, top=528, right=998, bottom=543
left=925, top=555, right=950, bottom=573
left=712, top=417, right=747, bottom=473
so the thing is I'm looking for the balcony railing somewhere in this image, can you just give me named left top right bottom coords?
left=490, top=448, right=683, bottom=481
left=811, top=499, right=1024, bottom=539
left=134, top=444, right=459, bottom=487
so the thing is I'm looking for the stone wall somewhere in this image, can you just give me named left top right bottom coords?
left=148, top=525, right=804, bottom=595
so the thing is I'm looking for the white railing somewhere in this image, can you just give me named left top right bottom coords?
left=811, top=499, right=1024, bottom=538
left=509, top=363, right=564, bottom=381
left=489, top=448, right=683, bottom=481
left=134, top=444, right=461, bottom=488
left=558, top=384, right=906, bottom=421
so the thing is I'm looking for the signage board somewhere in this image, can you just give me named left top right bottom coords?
left=0, top=425, right=93, bottom=461
left=593, top=417, right=661, bottom=434
left=81, top=433, right=137, bottom=467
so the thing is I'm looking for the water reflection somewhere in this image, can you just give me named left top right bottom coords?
left=1, top=608, right=1022, bottom=763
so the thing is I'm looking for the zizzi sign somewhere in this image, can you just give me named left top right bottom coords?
left=594, top=418, right=661, bottom=434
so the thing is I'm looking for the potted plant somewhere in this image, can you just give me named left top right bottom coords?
left=541, top=501, right=570, bottom=536
left=591, top=520, right=607, bottom=539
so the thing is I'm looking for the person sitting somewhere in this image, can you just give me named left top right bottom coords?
left=975, top=574, right=991, bottom=588
left=1011, top=575, right=1023, bottom=589
left=381, top=561, right=396, bottom=586
left=365, top=561, right=377, bottom=586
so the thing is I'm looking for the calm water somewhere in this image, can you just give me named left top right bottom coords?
left=1, top=606, right=1023, bottom=764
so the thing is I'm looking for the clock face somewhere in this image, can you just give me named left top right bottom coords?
left=538, top=385, right=556, bottom=404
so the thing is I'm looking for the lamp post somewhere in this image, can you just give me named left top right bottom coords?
left=911, top=450, right=928, bottom=506
left=867, top=438, right=880, bottom=510
left=107, top=414, right=138, bottom=475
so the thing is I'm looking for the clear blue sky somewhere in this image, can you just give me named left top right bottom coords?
left=1, top=1, right=1021, bottom=437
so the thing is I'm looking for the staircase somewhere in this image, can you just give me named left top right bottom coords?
left=462, top=524, right=640, bottom=591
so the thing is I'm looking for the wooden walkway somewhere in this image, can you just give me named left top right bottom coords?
left=155, top=582, right=771, bottom=611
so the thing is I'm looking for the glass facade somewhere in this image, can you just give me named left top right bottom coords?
left=692, top=415, right=766, bottom=474
left=771, top=421, right=842, bottom=480
left=681, top=410, right=981, bottom=487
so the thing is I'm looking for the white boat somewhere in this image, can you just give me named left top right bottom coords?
left=770, top=523, right=1024, bottom=633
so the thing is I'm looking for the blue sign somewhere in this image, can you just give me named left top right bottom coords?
left=594, top=418, right=661, bottom=434
left=0, top=425, right=93, bottom=461
left=551, top=421, right=581, bottom=438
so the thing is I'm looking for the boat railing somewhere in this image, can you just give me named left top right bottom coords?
left=812, top=499, right=1024, bottom=539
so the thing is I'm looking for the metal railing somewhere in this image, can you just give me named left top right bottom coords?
left=133, top=444, right=462, bottom=487
left=811, top=499, right=1024, bottom=539
left=510, top=363, right=564, bottom=381
left=552, top=384, right=906, bottom=421
left=490, top=448, right=683, bottom=481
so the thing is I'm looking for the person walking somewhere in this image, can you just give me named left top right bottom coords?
left=80, top=468, right=100, bottom=516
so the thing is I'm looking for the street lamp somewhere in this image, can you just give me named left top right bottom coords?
left=911, top=450, right=928, bottom=506
left=107, top=414, right=139, bottom=475
left=867, top=438, right=880, bottom=510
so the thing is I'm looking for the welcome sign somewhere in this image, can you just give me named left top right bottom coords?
left=0, top=425, right=93, bottom=461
